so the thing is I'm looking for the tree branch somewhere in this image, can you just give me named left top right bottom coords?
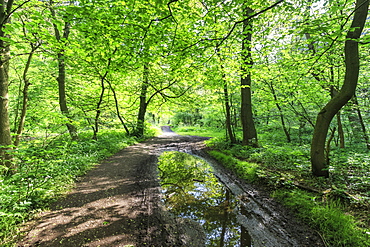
left=217, top=0, right=284, bottom=47
left=180, top=0, right=284, bottom=52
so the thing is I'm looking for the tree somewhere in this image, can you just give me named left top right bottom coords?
left=12, top=10, right=43, bottom=146
left=310, top=0, right=369, bottom=177
left=49, top=1, right=78, bottom=140
left=133, top=64, right=150, bottom=137
left=351, top=94, right=370, bottom=149
left=13, top=42, right=39, bottom=147
left=240, top=6, right=258, bottom=147
left=222, top=67, right=237, bottom=144
left=0, top=0, right=16, bottom=169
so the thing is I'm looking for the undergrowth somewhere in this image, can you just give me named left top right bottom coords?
left=0, top=129, right=143, bottom=246
left=272, top=190, right=369, bottom=247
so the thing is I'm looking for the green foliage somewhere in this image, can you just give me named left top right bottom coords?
left=172, top=111, right=203, bottom=126
left=330, top=148, right=370, bottom=197
left=272, top=190, right=370, bottom=247
left=0, top=129, right=138, bottom=245
left=173, top=127, right=225, bottom=138
left=206, top=137, right=310, bottom=171
left=204, top=137, right=235, bottom=150
left=248, top=145, right=310, bottom=170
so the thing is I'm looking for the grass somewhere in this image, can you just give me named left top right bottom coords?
left=176, top=126, right=370, bottom=247
left=0, top=128, right=156, bottom=246
left=272, top=190, right=369, bottom=247
left=208, top=150, right=258, bottom=181
left=172, top=126, right=226, bottom=138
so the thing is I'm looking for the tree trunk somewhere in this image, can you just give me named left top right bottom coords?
left=330, top=86, right=345, bottom=148
left=220, top=64, right=236, bottom=144
left=352, top=94, right=370, bottom=149
left=0, top=0, right=14, bottom=169
left=224, top=81, right=236, bottom=143
left=51, top=6, right=78, bottom=140
left=14, top=49, right=35, bottom=147
left=217, top=48, right=236, bottom=144
left=240, top=7, right=258, bottom=147
left=56, top=50, right=78, bottom=140
left=106, top=79, right=130, bottom=135
left=92, top=74, right=106, bottom=140
left=267, top=79, right=291, bottom=142
left=310, top=0, right=369, bottom=177
left=134, top=64, right=149, bottom=137
left=336, top=112, right=345, bottom=148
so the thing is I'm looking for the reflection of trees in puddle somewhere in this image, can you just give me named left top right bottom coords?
left=158, top=151, right=252, bottom=247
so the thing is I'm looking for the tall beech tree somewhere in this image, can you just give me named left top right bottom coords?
left=0, top=0, right=16, bottom=168
left=310, top=0, right=369, bottom=177
left=240, top=6, right=258, bottom=147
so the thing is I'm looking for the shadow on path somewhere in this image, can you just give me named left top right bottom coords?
left=18, top=129, right=209, bottom=247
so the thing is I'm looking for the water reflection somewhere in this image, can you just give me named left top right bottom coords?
left=158, top=151, right=252, bottom=247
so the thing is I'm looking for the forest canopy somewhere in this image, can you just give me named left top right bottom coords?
left=0, top=0, right=369, bottom=176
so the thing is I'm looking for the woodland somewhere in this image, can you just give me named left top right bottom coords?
left=0, top=0, right=370, bottom=246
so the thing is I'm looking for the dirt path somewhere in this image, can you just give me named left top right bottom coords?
left=18, top=128, right=324, bottom=247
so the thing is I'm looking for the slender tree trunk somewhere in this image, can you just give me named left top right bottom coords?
left=220, top=63, right=236, bottom=144
left=267, top=80, right=291, bottom=142
left=106, top=79, right=130, bottom=135
left=352, top=94, right=370, bottom=149
left=92, top=48, right=119, bottom=139
left=329, top=69, right=345, bottom=148
left=224, top=82, right=236, bottom=143
left=337, top=112, right=345, bottom=148
left=310, top=0, right=369, bottom=177
left=0, top=0, right=14, bottom=169
left=217, top=48, right=236, bottom=143
left=241, top=7, right=258, bottom=147
left=50, top=5, right=78, bottom=140
left=92, top=74, right=106, bottom=140
left=134, top=64, right=149, bottom=137
left=14, top=48, right=35, bottom=147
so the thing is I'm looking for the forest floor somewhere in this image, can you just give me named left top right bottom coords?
left=17, top=127, right=324, bottom=247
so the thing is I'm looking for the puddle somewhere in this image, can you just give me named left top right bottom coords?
left=158, top=151, right=253, bottom=247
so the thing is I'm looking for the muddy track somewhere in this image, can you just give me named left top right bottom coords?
left=18, top=128, right=324, bottom=247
